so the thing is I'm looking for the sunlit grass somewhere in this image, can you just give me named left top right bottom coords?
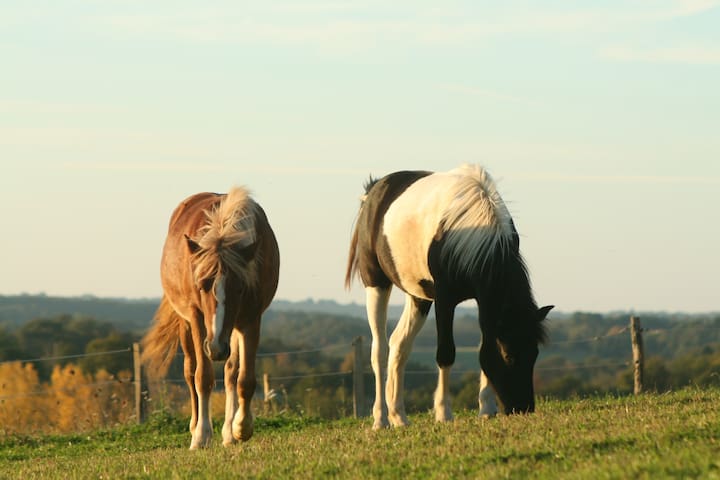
left=2, top=387, right=719, bottom=479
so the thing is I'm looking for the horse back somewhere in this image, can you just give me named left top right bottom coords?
left=347, top=170, right=432, bottom=291
left=248, top=201, right=280, bottom=315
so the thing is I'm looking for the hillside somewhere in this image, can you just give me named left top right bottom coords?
left=0, top=295, right=478, bottom=333
left=2, top=295, right=719, bottom=367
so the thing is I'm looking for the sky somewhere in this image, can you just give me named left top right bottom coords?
left=1, top=1, right=719, bottom=313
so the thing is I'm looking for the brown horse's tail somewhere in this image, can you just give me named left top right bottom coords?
left=141, top=295, right=182, bottom=379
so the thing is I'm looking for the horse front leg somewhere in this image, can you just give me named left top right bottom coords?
left=189, top=313, right=214, bottom=450
left=179, top=320, right=198, bottom=436
left=232, top=319, right=259, bottom=442
left=366, top=286, right=391, bottom=430
left=434, top=366, right=453, bottom=422
left=386, top=294, right=431, bottom=427
left=433, top=299, right=456, bottom=423
left=222, top=329, right=241, bottom=446
left=478, top=368, right=498, bottom=418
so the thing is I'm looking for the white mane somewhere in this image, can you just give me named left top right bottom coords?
left=192, top=186, right=259, bottom=293
left=440, top=164, right=515, bottom=275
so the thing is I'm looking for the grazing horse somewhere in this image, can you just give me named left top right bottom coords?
left=142, top=187, right=279, bottom=449
left=345, top=165, right=552, bottom=429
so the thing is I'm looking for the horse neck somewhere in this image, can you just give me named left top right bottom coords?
left=475, top=252, right=537, bottom=321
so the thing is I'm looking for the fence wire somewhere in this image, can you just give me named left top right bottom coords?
left=0, top=380, right=132, bottom=401
left=0, top=348, right=131, bottom=366
left=0, top=322, right=714, bottom=403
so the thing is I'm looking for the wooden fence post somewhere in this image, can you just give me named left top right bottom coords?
left=352, top=336, right=366, bottom=418
left=133, top=342, right=147, bottom=424
left=263, top=373, right=271, bottom=414
left=630, top=316, right=644, bottom=395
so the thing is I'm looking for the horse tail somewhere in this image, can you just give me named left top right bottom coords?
left=345, top=223, right=360, bottom=289
left=141, top=295, right=182, bottom=379
left=345, top=177, right=376, bottom=289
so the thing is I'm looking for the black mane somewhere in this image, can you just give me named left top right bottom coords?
left=363, top=175, right=379, bottom=194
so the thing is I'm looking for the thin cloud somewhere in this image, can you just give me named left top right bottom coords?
left=438, top=83, right=536, bottom=105
left=62, top=162, right=368, bottom=176
left=5, top=1, right=717, bottom=51
left=508, top=172, right=720, bottom=185
left=0, top=100, right=127, bottom=115
left=62, top=161, right=229, bottom=173
left=93, top=1, right=720, bottom=48
left=600, top=46, right=720, bottom=65
left=669, top=0, right=720, bottom=16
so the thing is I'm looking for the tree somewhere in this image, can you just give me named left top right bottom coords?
left=80, top=332, right=135, bottom=375
left=0, top=326, right=23, bottom=361
left=0, top=362, right=46, bottom=434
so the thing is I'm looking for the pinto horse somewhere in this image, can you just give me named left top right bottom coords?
left=142, top=187, right=279, bottom=449
left=345, top=165, right=552, bottom=429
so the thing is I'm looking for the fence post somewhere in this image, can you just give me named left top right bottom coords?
left=263, top=373, right=271, bottom=414
left=352, top=336, right=366, bottom=418
left=630, top=316, right=644, bottom=395
left=133, top=342, right=147, bottom=424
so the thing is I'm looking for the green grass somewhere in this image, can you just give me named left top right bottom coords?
left=2, top=387, right=719, bottom=479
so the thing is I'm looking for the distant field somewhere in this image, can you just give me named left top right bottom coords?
left=2, top=387, right=719, bottom=479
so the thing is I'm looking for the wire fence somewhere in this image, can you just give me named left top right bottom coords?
left=1, top=319, right=719, bottom=417
left=0, top=348, right=132, bottom=366
left=0, top=324, right=712, bottom=387
left=0, top=331, right=640, bottom=398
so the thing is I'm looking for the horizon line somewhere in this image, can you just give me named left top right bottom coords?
left=1, top=292, right=717, bottom=315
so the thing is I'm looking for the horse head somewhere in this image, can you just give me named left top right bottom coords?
left=196, top=273, right=233, bottom=362
left=186, top=234, right=256, bottom=362
left=480, top=304, right=553, bottom=414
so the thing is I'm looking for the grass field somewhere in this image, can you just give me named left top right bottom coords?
left=2, top=387, right=719, bottom=479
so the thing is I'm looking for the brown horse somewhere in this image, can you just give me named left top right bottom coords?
left=142, top=187, right=279, bottom=449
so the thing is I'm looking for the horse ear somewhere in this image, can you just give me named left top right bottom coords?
left=537, top=305, right=554, bottom=321
left=185, top=234, right=201, bottom=254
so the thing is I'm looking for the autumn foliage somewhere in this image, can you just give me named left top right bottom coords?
left=0, top=362, right=134, bottom=435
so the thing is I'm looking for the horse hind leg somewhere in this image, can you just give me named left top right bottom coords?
left=366, top=286, right=391, bottom=430
left=232, top=320, right=260, bottom=442
left=222, top=329, right=241, bottom=446
left=386, top=294, right=431, bottom=427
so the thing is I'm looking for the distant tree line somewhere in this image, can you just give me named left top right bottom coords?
left=0, top=300, right=719, bottom=434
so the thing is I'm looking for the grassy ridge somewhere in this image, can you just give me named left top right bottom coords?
left=2, top=387, right=719, bottom=479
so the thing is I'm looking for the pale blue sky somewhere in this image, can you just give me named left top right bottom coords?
left=1, top=1, right=719, bottom=312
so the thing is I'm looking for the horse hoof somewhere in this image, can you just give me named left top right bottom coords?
left=233, top=419, right=254, bottom=442
left=222, top=426, right=237, bottom=446
left=434, top=405, right=453, bottom=422
left=388, top=415, right=410, bottom=428
left=372, top=421, right=390, bottom=430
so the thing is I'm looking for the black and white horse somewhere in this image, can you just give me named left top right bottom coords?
left=345, top=165, right=552, bottom=429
